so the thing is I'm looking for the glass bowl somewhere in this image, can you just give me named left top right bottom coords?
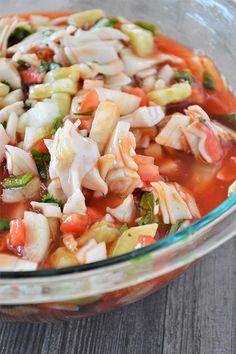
left=0, top=0, right=236, bottom=321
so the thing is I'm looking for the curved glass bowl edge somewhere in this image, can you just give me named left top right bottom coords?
left=0, top=193, right=235, bottom=280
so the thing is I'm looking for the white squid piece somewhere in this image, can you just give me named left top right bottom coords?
left=122, top=105, right=165, bottom=128
left=105, top=121, right=142, bottom=195
left=106, top=195, right=136, bottom=223
left=151, top=181, right=200, bottom=224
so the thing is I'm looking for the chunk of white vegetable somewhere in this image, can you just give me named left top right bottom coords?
left=0, top=58, right=21, bottom=89
left=0, top=123, right=9, bottom=162
left=0, top=254, right=37, bottom=271
left=30, top=202, right=62, bottom=218
left=122, top=106, right=165, bottom=128
left=5, top=145, right=38, bottom=176
left=23, top=211, right=51, bottom=263
left=106, top=195, right=135, bottom=223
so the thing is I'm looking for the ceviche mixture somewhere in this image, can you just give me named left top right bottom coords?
left=0, top=9, right=235, bottom=271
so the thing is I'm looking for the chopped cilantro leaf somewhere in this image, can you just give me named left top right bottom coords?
left=51, top=117, right=62, bottom=136
left=93, top=18, right=120, bottom=29
left=168, top=221, right=183, bottom=235
left=42, top=194, right=63, bottom=208
left=9, top=27, right=32, bottom=42
left=17, top=60, right=30, bottom=69
left=203, top=71, right=215, bottom=90
left=175, top=70, right=195, bottom=84
left=119, top=223, right=129, bottom=234
left=31, top=149, right=50, bottom=182
left=74, top=110, right=94, bottom=116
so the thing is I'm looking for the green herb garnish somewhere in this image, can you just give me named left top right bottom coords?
left=2, top=173, right=33, bottom=189
left=74, top=110, right=94, bottom=116
left=31, top=149, right=50, bottom=182
left=1, top=80, right=11, bottom=89
left=43, top=29, right=55, bottom=37
left=136, top=191, right=156, bottom=226
left=198, top=117, right=208, bottom=126
left=203, top=71, right=216, bottom=90
left=42, top=193, right=63, bottom=208
left=139, top=191, right=155, bottom=211
left=9, top=26, right=32, bottom=42
left=17, top=60, right=31, bottom=69
left=51, top=117, right=62, bottom=136
left=119, top=223, right=129, bottom=234
left=48, top=62, right=62, bottom=71
left=0, top=218, right=10, bottom=232
left=175, top=70, right=195, bottom=84
left=38, top=60, right=62, bottom=73
left=134, top=21, right=157, bottom=35
left=1, top=121, right=7, bottom=129
left=168, top=221, right=183, bottom=235
left=222, top=113, right=236, bottom=125
left=93, top=17, right=120, bottom=29
left=136, top=211, right=152, bottom=226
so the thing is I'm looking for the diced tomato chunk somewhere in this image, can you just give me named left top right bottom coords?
left=60, top=214, right=89, bottom=234
left=137, top=235, right=155, bottom=247
left=9, top=219, right=26, bottom=248
left=123, top=87, right=148, bottom=106
left=134, top=154, right=155, bottom=165
left=31, top=138, right=49, bottom=153
left=20, top=68, right=44, bottom=85
left=79, top=89, right=99, bottom=114
left=137, top=164, right=160, bottom=182
left=32, top=47, right=54, bottom=61
left=87, top=207, right=103, bottom=224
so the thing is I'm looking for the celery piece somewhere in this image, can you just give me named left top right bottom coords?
left=134, top=21, right=158, bottom=35
left=148, top=82, right=192, bottom=106
left=122, top=23, right=154, bottom=57
left=68, top=9, right=105, bottom=27
left=2, top=173, right=33, bottom=189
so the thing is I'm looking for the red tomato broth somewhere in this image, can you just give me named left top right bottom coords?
left=0, top=11, right=236, bottom=270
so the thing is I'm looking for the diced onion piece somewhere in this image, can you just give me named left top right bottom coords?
left=106, top=195, right=135, bottom=223
left=95, top=88, right=141, bottom=115
left=5, top=145, right=38, bottom=176
left=148, top=82, right=192, bottom=106
left=0, top=123, right=10, bottom=162
left=76, top=239, right=97, bottom=264
left=122, top=23, right=154, bottom=57
left=18, top=101, right=60, bottom=134
left=0, top=254, right=37, bottom=271
left=0, top=58, right=21, bottom=89
left=85, top=242, right=107, bottom=263
left=68, top=9, right=105, bottom=27
left=23, top=126, right=50, bottom=151
left=23, top=211, right=50, bottom=263
left=30, top=201, right=62, bottom=218
left=122, top=106, right=164, bottom=128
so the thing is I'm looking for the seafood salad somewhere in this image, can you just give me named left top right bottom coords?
left=0, top=9, right=235, bottom=271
